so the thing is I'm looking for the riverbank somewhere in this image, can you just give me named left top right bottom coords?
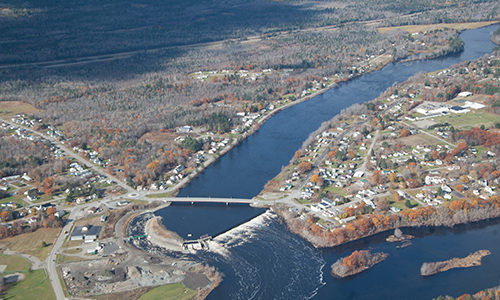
left=145, top=216, right=185, bottom=252
left=145, top=23, right=479, bottom=198
left=275, top=202, right=500, bottom=249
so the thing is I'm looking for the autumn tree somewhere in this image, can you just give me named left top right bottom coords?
left=311, top=174, right=324, bottom=186
left=387, top=172, right=397, bottom=183
left=400, top=128, right=409, bottom=137
left=371, top=170, right=383, bottom=185
left=297, top=161, right=312, bottom=174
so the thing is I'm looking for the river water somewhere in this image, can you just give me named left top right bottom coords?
left=157, top=25, right=500, bottom=299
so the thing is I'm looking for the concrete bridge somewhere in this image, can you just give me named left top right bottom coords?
left=151, top=196, right=257, bottom=205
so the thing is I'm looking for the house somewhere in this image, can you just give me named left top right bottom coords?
left=21, top=174, right=32, bottom=182
left=54, top=210, right=67, bottom=218
left=70, top=226, right=102, bottom=242
left=457, top=91, right=472, bottom=97
left=425, top=175, right=444, bottom=185
left=353, top=171, right=364, bottom=178
left=390, top=207, right=401, bottom=213
left=177, top=126, right=192, bottom=133
left=441, top=184, right=452, bottom=193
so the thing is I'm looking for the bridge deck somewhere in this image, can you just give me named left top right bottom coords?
left=163, top=197, right=255, bottom=204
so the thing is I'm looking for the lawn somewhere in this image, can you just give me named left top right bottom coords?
left=4, top=269, right=55, bottom=300
left=1, top=227, right=61, bottom=261
left=399, top=132, right=443, bottom=146
left=389, top=198, right=420, bottom=210
left=138, top=283, right=196, bottom=300
left=324, top=185, right=347, bottom=197
left=377, top=21, right=499, bottom=34
left=432, top=112, right=499, bottom=130
left=295, top=198, right=312, bottom=205
left=146, top=191, right=175, bottom=198
left=0, top=254, right=31, bottom=273
left=0, top=193, right=26, bottom=207
left=0, top=101, right=40, bottom=118
left=56, top=254, right=85, bottom=264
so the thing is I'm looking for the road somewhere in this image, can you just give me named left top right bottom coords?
left=0, top=117, right=135, bottom=193
left=46, top=206, right=80, bottom=300
left=45, top=195, right=125, bottom=300
left=358, top=129, right=380, bottom=173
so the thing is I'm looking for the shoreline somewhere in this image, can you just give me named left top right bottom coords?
left=276, top=206, right=500, bottom=249
left=145, top=23, right=500, bottom=198
left=149, top=55, right=410, bottom=197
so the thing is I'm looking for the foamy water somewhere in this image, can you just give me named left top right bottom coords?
left=197, top=213, right=326, bottom=300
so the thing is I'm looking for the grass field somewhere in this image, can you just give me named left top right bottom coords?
left=389, top=198, right=420, bottom=210
left=324, top=186, right=347, bottom=197
left=146, top=192, right=175, bottom=198
left=4, top=269, right=56, bottom=300
left=398, top=133, right=443, bottom=146
left=0, top=254, right=31, bottom=273
left=432, top=112, right=499, bottom=130
left=377, top=21, right=499, bottom=34
left=0, top=101, right=39, bottom=118
left=0, top=193, right=27, bottom=207
left=138, top=283, right=196, bottom=300
left=0, top=228, right=61, bottom=261
left=56, top=254, right=85, bottom=264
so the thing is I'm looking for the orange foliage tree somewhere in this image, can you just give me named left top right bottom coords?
left=297, top=161, right=312, bottom=174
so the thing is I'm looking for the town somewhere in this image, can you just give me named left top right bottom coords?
left=261, top=52, right=499, bottom=247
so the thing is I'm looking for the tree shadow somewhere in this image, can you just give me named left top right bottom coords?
left=0, top=0, right=330, bottom=81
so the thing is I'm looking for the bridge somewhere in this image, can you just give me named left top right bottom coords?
left=139, top=195, right=257, bottom=205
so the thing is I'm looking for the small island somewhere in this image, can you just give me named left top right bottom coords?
left=420, top=250, right=491, bottom=276
left=331, top=250, right=388, bottom=278
left=386, top=228, right=414, bottom=243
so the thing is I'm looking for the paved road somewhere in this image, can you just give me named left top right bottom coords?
left=359, top=129, right=380, bottom=173
left=46, top=206, right=78, bottom=300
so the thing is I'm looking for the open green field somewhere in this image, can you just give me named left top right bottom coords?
left=4, top=269, right=55, bottom=300
left=377, top=21, right=499, bottom=34
left=389, top=198, right=420, bottom=210
left=146, top=191, right=175, bottom=198
left=0, top=193, right=26, bottom=207
left=432, top=112, right=499, bottom=130
left=0, top=101, right=40, bottom=118
left=56, top=254, right=85, bottom=264
left=324, top=186, right=347, bottom=197
left=0, top=254, right=31, bottom=273
left=0, top=228, right=61, bottom=261
left=138, top=283, right=196, bottom=300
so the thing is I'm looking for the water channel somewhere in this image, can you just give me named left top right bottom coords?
left=157, top=25, right=500, bottom=299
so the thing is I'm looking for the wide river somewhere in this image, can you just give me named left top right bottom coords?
left=157, top=25, right=500, bottom=299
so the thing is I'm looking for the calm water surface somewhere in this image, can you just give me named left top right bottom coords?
left=158, top=25, right=500, bottom=299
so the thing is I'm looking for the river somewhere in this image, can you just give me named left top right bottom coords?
left=157, top=25, right=500, bottom=299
